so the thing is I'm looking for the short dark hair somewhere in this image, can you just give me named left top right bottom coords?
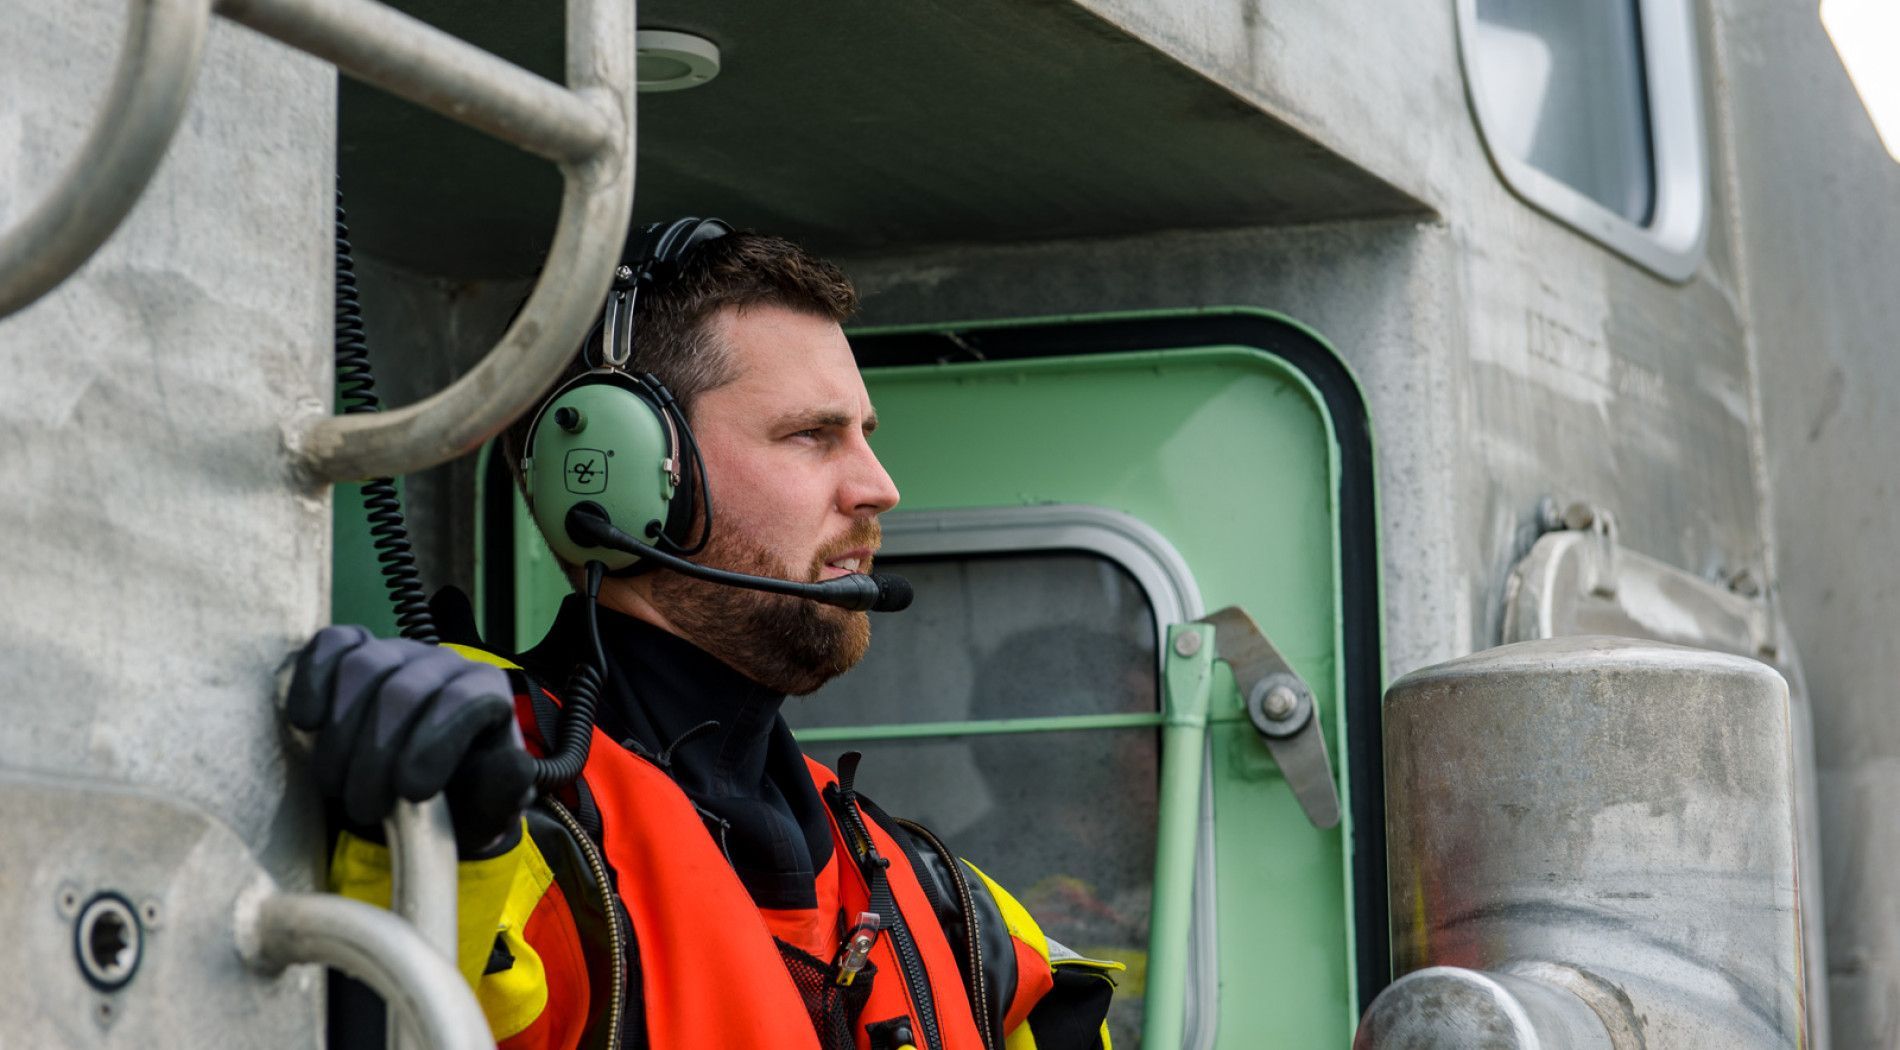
left=501, top=230, right=859, bottom=477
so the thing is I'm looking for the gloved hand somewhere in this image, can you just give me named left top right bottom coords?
left=288, top=625, right=536, bottom=855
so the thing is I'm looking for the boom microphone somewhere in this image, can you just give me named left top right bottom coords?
left=565, top=503, right=914, bottom=613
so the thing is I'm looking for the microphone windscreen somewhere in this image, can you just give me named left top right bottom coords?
left=870, top=573, right=914, bottom=613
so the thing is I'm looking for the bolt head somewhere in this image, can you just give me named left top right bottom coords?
left=1173, top=631, right=1203, bottom=658
left=1263, top=685, right=1299, bottom=720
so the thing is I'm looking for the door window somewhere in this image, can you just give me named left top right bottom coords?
left=796, top=550, right=1161, bottom=1048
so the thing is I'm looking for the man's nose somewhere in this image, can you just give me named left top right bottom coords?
left=844, top=437, right=900, bottom=517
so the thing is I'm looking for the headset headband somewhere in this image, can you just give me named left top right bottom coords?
left=597, top=216, right=733, bottom=370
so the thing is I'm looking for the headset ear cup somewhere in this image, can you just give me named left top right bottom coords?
left=521, top=372, right=679, bottom=571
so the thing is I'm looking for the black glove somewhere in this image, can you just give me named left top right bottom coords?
left=288, top=625, right=535, bottom=855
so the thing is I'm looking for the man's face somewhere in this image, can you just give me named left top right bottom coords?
left=646, top=303, right=900, bottom=694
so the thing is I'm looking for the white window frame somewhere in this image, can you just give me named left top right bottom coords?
left=1455, top=0, right=1710, bottom=281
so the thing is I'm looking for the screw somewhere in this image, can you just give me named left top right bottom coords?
left=56, top=883, right=82, bottom=918
left=1173, top=631, right=1203, bottom=658
left=614, top=264, right=634, bottom=281
left=95, top=999, right=116, bottom=1028
left=1263, top=685, right=1299, bottom=721
left=139, top=899, right=162, bottom=930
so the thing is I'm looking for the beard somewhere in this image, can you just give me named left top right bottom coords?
left=649, top=518, right=879, bottom=696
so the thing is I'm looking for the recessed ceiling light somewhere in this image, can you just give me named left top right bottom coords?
left=637, top=30, right=721, bottom=93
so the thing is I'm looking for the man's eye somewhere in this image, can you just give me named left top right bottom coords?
left=789, top=429, right=821, bottom=440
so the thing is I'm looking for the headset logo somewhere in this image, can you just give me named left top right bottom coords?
left=563, top=449, right=609, bottom=494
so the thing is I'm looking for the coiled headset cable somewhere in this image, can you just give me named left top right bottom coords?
left=333, top=191, right=437, bottom=645
left=334, top=188, right=605, bottom=790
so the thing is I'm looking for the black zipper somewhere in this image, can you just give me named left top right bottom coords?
left=896, top=818, right=997, bottom=1050
left=826, top=781, right=944, bottom=1050
left=544, top=796, right=629, bottom=1050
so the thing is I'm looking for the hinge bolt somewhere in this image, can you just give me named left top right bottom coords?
left=1263, top=685, right=1299, bottom=721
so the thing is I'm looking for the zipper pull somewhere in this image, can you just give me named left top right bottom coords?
left=834, top=911, right=882, bottom=987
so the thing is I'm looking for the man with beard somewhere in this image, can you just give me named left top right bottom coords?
left=290, top=223, right=1118, bottom=1050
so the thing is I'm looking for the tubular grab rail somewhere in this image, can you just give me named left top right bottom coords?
left=387, top=798, right=464, bottom=1050
left=244, top=890, right=495, bottom=1050
left=227, top=0, right=637, bottom=483
left=1145, top=623, right=1216, bottom=1050
left=0, top=0, right=214, bottom=319
left=0, top=0, right=638, bottom=484
left=7, top=0, right=632, bottom=1040
left=387, top=798, right=460, bottom=961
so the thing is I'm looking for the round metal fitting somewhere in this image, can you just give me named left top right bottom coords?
left=74, top=892, right=142, bottom=991
left=1247, top=673, right=1313, bottom=738
left=1172, top=630, right=1203, bottom=658
left=56, top=882, right=83, bottom=918
left=637, top=29, right=721, bottom=93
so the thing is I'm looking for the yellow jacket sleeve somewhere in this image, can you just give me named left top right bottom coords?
left=329, top=822, right=530, bottom=988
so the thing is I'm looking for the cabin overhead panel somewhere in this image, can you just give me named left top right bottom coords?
left=338, top=0, right=1424, bottom=276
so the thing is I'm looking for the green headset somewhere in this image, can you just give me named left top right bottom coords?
left=520, top=216, right=732, bottom=572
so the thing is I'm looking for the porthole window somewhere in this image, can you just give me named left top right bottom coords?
left=1457, top=0, right=1709, bottom=280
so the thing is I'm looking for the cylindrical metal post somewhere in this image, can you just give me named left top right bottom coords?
left=1356, top=967, right=1616, bottom=1049
left=1371, top=637, right=1807, bottom=1048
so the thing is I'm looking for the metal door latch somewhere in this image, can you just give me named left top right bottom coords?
left=1197, top=606, right=1341, bottom=828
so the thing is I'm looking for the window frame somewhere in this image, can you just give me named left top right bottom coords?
left=1455, top=0, right=1710, bottom=280
left=793, top=503, right=1219, bottom=1050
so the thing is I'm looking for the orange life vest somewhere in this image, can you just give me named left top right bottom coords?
left=501, top=689, right=1046, bottom=1050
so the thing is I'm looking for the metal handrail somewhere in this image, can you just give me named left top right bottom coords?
left=245, top=891, right=494, bottom=1049
left=1145, top=623, right=1215, bottom=1050
left=2, top=0, right=636, bottom=482
left=0, top=0, right=213, bottom=320
left=387, top=798, right=460, bottom=958
left=249, top=0, right=638, bottom=483
left=214, top=0, right=615, bottom=167
left=388, top=798, right=463, bottom=1050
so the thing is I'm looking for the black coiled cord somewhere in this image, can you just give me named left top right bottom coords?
left=336, top=188, right=608, bottom=791
left=535, top=561, right=608, bottom=789
left=334, top=192, right=437, bottom=645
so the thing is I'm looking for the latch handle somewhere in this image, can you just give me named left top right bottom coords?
left=1197, top=606, right=1341, bottom=829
